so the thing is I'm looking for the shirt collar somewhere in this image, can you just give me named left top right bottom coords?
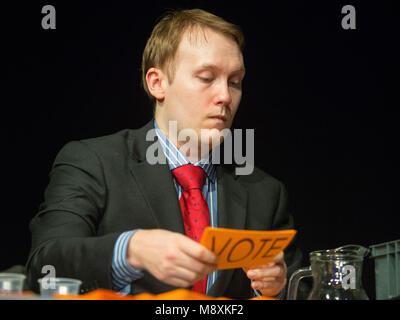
left=154, top=120, right=216, bottom=183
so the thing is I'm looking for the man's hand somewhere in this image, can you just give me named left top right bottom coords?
left=126, top=229, right=218, bottom=288
left=243, top=251, right=287, bottom=297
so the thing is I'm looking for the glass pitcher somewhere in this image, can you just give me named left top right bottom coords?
left=287, top=245, right=369, bottom=300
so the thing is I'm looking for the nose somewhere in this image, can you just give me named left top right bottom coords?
left=214, top=81, right=232, bottom=106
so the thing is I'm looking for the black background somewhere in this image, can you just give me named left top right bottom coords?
left=2, top=1, right=399, bottom=298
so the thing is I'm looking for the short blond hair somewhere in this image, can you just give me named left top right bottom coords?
left=141, top=9, right=245, bottom=105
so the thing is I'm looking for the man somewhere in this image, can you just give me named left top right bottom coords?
left=27, top=9, right=302, bottom=299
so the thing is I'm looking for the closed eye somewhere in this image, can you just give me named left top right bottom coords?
left=199, top=77, right=213, bottom=83
left=229, top=81, right=242, bottom=89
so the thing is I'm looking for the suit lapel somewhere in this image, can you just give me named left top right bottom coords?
left=208, top=165, right=248, bottom=297
left=128, top=161, right=186, bottom=234
left=127, top=120, right=185, bottom=234
left=215, top=165, right=247, bottom=230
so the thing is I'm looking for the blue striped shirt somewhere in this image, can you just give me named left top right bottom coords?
left=111, top=120, right=218, bottom=294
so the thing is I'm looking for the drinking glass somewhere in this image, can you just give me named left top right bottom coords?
left=38, top=277, right=82, bottom=297
left=0, top=273, right=26, bottom=295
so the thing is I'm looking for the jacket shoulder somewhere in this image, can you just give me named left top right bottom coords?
left=80, top=129, right=136, bottom=152
left=57, top=121, right=152, bottom=162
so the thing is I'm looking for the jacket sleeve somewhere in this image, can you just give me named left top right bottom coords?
left=26, top=141, right=120, bottom=293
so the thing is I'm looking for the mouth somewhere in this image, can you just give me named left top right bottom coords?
left=208, top=115, right=227, bottom=122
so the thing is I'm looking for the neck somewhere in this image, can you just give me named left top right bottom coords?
left=155, top=117, right=211, bottom=164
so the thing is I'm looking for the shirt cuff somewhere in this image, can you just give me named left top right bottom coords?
left=111, top=230, right=144, bottom=292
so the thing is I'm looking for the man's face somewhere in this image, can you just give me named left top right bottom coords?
left=155, top=27, right=245, bottom=151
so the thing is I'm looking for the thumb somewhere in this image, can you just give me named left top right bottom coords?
left=242, top=267, right=251, bottom=274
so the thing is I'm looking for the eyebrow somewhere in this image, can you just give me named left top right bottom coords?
left=197, top=63, right=246, bottom=75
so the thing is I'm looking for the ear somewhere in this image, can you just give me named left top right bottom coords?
left=145, top=67, right=166, bottom=101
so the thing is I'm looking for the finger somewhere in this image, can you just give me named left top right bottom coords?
left=160, top=240, right=216, bottom=277
left=157, top=264, right=205, bottom=287
left=180, top=237, right=218, bottom=265
left=174, top=253, right=216, bottom=276
left=252, top=280, right=279, bottom=291
left=272, top=251, right=284, bottom=263
left=242, top=265, right=264, bottom=274
left=252, top=277, right=287, bottom=292
left=246, top=263, right=274, bottom=271
left=173, top=265, right=206, bottom=284
left=253, top=276, right=277, bottom=283
left=246, top=265, right=284, bottom=280
left=161, top=275, right=193, bottom=288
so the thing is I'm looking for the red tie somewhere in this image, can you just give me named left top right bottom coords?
left=172, top=164, right=210, bottom=294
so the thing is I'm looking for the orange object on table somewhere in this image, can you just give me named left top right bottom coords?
left=0, top=291, right=36, bottom=298
left=54, top=288, right=281, bottom=300
left=54, top=288, right=230, bottom=300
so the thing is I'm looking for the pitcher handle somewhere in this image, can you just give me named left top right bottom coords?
left=286, top=266, right=312, bottom=300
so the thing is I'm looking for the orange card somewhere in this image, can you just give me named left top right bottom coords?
left=200, top=227, right=297, bottom=270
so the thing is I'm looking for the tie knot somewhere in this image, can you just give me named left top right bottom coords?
left=172, top=164, right=206, bottom=190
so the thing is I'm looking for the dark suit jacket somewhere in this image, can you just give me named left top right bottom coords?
left=26, top=120, right=302, bottom=299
